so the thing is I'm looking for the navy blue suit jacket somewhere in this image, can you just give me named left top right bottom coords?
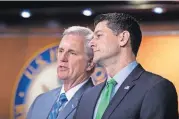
left=74, top=64, right=178, bottom=119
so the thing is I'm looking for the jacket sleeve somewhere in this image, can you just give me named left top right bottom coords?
left=26, top=94, right=43, bottom=119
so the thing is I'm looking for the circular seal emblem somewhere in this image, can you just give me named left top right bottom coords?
left=10, top=43, right=107, bottom=119
left=11, top=43, right=62, bottom=119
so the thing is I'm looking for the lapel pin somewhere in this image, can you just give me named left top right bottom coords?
left=72, top=104, right=74, bottom=108
left=124, top=86, right=130, bottom=90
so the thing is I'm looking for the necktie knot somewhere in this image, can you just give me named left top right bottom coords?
left=59, top=93, right=68, bottom=103
left=107, top=78, right=117, bottom=86
left=48, top=93, right=68, bottom=119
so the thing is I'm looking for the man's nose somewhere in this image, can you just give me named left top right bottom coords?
left=59, top=52, right=68, bottom=62
left=89, top=38, right=96, bottom=48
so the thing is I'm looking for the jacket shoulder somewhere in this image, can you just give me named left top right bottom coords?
left=140, top=70, right=176, bottom=91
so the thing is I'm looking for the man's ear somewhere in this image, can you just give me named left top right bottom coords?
left=118, top=31, right=130, bottom=47
left=86, top=61, right=95, bottom=72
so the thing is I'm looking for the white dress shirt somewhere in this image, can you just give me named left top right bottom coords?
left=59, top=79, right=88, bottom=108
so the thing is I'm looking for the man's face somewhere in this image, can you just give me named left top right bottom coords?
left=89, top=21, right=120, bottom=64
left=57, top=34, right=89, bottom=81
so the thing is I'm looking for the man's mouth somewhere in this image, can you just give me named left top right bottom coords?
left=93, top=50, right=99, bottom=52
left=58, top=66, right=68, bottom=71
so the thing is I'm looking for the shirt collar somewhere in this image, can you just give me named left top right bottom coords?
left=107, top=61, right=138, bottom=84
left=60, top=79, right=88, bottom=101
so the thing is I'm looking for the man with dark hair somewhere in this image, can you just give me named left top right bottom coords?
left=74, top=13, right=178, bottom=119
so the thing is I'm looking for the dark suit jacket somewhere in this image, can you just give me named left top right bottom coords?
left=74, top=64, right=178, bottom=119
left=27, top=78, right=94, bottom=119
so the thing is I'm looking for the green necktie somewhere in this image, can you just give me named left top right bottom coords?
left=95, top=78, right=117, bottom=119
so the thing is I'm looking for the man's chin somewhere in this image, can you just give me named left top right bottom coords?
left=93, top=57, right=100, bottom=63
left=58, top=76, right=68, bottom=81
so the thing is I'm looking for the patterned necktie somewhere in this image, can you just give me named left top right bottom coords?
left=48, top=93, right=68, bottom=119
left=95, top=78, right=117, bottom=119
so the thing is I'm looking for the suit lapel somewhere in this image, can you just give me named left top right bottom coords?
left=57, top=78, right=94, bottom=119
left=45, top=87, right=62, bottom=118
left=102, top=64, right=145, bottom=119
left=88, top=82, right=106, bottom=119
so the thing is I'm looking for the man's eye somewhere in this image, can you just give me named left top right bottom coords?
left=59, top=50, right=63, bottom=53
left=96, top=34, right=102, bottom=38
left=97, top=34, right=101, bottom=37
left=70, top=52, right=76, bottom=55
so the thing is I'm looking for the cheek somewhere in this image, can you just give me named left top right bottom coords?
left=109, top=38, right=119, bottom=47
left=100, top=41, right=112, bottom=52
left=98, top=37, right=112, bottom=50
left=69, top=58, right=87, bottom=71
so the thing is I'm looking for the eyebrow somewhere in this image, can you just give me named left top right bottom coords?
left=58, top=47, right=63, bottom=51
left=58, top=47, right=78, bottom=53
left=94, top=30, right=103, bottom=34
left=68, top=49, right=77, bottom=52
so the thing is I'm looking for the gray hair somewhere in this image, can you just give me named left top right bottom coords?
left=62, top=26, right=94, bottom=60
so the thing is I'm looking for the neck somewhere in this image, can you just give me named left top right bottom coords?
left=63, top=73, right=90, bottom=92
left=102, top=51, right=136, bottom=77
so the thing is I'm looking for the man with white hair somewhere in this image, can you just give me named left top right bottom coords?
left=27, top=26, right=95, bottom=119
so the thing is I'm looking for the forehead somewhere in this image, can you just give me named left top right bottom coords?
left=94, top=21, right=109, bottom=33
left=59, top=34, right=85, bottom=50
